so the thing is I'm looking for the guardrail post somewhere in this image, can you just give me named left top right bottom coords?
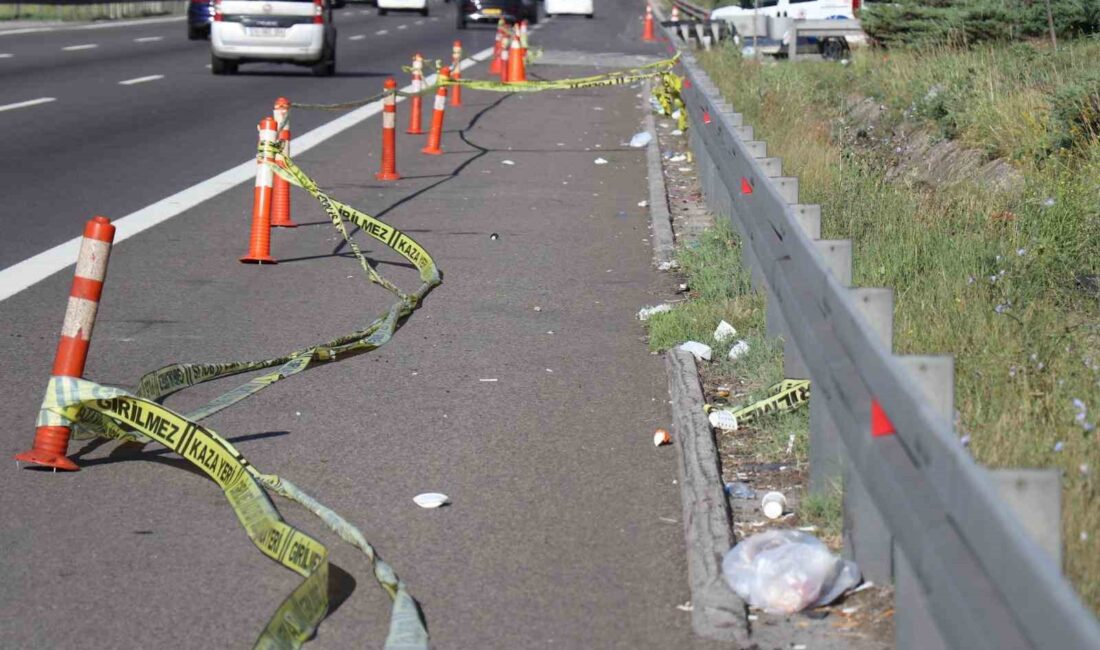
left=892, top=356, right=953, bottom=650
left=990, top=469, right=1063, bottom=567
left=839, top=288, right=894, bottom=583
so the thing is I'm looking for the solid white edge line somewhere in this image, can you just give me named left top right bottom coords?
left=0, top=15, right=184, bottom=37
left=0, top=47, right=494, bottom=304
left=0, top=53, right=13, bottom=58
left=0, top=97, right=56, bottom=112
left=119, top=74, right=165, bottom=85
left=62, top=43, right=98, bottom=51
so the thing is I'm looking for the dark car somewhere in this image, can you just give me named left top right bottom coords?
left=188, top=0, right=214, bottom=39
left=456, top=0, right=537, bottom=28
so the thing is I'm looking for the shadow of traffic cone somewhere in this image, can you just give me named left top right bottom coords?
left=270, top=128, right=296, bottom=227
left=643, top=5, right=656, bottom=41
left=507, top=26, right=526, bottom=83
left=377, top=78, right=401, bottom=181
left=451, top=40, right=463, bottom=107
left=421, top=67, right=450, bottom=156
left=406, top=53, right=425, bottom=135
left=241, top=117, right=278, bottom=263
left=14, top=216, right=116, bottom=471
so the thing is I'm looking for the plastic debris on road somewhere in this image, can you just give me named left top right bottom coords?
left=713, top=320, right=737, bottom=343
left=669, top=154, right=687, bottom=163
left=725, top=481, right=755, bottom=499
left=629, top=131, right=653, bottom=148
left=709, top=409, right=738, bottom=431
left=413, top=493, right=450, bottom=509
left=638, top=199, right=649, bottom=207
left=502, top=160, right=515, bottom=165
left=594, top=157, right=609, bottom=165
left=727, top=339, right=750, bottom=361
left=653, top=428, right=672, bottom=447
left=722, top=530, right=862, bottom=614
left=761, top=491, right=787, bottom=519
left=679, top=341, right=713, bottom=362
left=637, top=304, right=673, bottom=320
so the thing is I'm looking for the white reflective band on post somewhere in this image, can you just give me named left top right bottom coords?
left=434, top=94, right=446, bottom=111
left=259, top=128, right=277, bottom=143
left=74, top=239, right=110, bottom=281
left=412, top=78, right=421, bottom=92
left=256, top=164, right=274, bottom=189
left=383, top=112, right=395, bottom=129
left=60, top=297, right=99, bottom=339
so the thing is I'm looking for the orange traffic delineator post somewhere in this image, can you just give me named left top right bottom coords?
left=270, top=97, right=296, bottom=228
left=489, top=19, right=505, bottom=74
left=507, top=25, right=526, bottom=83
left=241, top=117, right=278, bottom=264
left=499, top=29, right=511, bottom=83
left=421, top=66, right=450, bottom=156
left=406, top=53, right=425, bottom=135
left=15, top=215, right=116, bottom=471
left=270, top=128, right=296, bottom=227
left=643, top=5, right=656, bottom=41
left=451, top=40, right=463, bottom=107
left=377, top=78, right=401, bottom=181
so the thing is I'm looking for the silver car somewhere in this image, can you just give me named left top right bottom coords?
left=210, top=0, right=339, bottom=75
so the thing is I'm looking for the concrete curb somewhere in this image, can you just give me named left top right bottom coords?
left=665, top=349, right=749, bottom=643
left=643, top=80, right=676, bottom=269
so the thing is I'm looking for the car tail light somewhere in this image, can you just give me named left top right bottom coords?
left=313, top=0, right=324, bottom=23
left=851, top=0, right=861, bottom=14
left=213, top=0, right=223, bottom=21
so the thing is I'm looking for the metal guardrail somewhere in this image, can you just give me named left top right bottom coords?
left=659, top=29, right=1100, bottom=650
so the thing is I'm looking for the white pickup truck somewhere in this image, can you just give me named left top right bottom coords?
left=710, top=0, right=864, bottom=59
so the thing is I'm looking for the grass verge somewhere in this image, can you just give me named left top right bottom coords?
left=695, top=39, right=1099, bottom=610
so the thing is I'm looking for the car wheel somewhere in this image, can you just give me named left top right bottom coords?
left=211, top=54, right=237, bottom=75
left=313, top=45, right=336, bottom=76
left=456, top=12, right=466, bottom=28
left=187, top=25, right=204, bottom=40
left=527, top=8, right=538, bottom=23
left=819, top=37, right=848, bottom=61
left=420, top=6, right=428, bottom=15
left=586, top=12, right=593, bottom=18
left=378, top=7, right=387, bottom=14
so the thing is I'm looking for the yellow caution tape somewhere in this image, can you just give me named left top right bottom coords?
left=705, top=379, right=811, bottom=429
left=36, top=139, right=439, bottom=649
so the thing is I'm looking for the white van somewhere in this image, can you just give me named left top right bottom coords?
left=376, top=0, right=428, bottom=17
left=544, top=0, right=593, bottom=18
left=211, top=0, right=338, bottom=75
left=711, top=0, right=855, bottom=22
left=710, top=0, right=861, bottom=58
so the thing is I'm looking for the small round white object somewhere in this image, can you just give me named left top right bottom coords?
left=761, top=491, right=786, bottom=519
left=413, top=492, right=450, bottom=509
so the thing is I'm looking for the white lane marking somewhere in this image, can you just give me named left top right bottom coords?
left=62, top=43, right=98, bottom=51
left=0, top=97, right=56, bottom=113
left=0, top=15, right=184, bottom=37
left=119, top=74, right=164, bottom=85
left=414, top=19, right=424, bottom=25
left=134, top=36, right=163, bottom=43
left=397, top=24, right=407, bottom=29
left=0, top=47, right=495, bottom=303
left=375, top=29, right=389, bottom=35
left=359, top=9, right=370, bottom=14
left=0, top=53, right=12, bottom=58
left=430, top=16, right=439, bottom=21
left=349, top=34, right=366, bottom=40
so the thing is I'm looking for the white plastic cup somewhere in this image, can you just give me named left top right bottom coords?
left=761, top=491, right=787, bottom=519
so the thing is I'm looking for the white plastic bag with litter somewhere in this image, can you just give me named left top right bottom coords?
left=679, top=341, right=713, bottom=362
left=722, top=530, right=861, bottom=614
left=629, top=131, right=653, bottom=148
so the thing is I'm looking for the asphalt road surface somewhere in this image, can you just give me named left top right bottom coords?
left=0, top=2, right=714, bottom=648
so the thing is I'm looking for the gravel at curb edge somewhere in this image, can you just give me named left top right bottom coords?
left=644, top=79, right=676, bottom=268
left=665, top=349, right=749, bottom=643
left=646, top=78, right=748, bottom=641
